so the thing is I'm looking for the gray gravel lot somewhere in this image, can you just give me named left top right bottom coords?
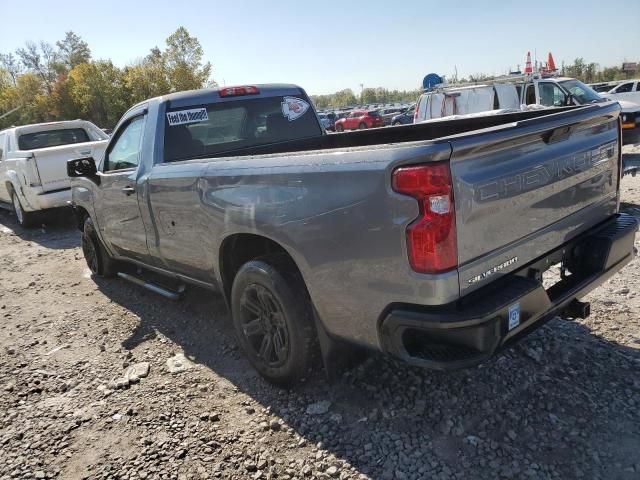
left=0, top=174, right=639, bottom=480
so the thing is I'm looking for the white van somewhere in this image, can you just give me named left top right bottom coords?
left=414, top=83, right=521, bottom=122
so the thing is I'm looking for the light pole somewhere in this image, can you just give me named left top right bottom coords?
left=359, top=83, right=364, bottom=105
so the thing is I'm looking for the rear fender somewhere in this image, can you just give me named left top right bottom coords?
left=4, top=170, right=34, bottom=211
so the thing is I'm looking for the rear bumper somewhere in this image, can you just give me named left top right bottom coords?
left=380, top=213, right=638, bottom=370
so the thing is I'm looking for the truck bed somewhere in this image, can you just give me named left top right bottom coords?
left=203, top=106, right=579, bottom=159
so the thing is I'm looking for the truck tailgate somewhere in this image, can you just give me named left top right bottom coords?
left=449, top=103, right=621, bottom=296
left=33, top=141, right=107, bottom=192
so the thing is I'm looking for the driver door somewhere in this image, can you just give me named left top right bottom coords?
left=94, top=112, right=152, bottom=264
left=537, top=82, right=568, bottom=107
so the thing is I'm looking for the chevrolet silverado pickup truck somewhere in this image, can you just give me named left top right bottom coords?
left=68, top=84, right=637, bottom=386
left=0, top=120, right=109, bottom=226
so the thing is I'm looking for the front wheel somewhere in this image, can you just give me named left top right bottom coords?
left=358, top=122, right=367, bottom=130
left=82, top=216, right=118, bottom=277
left=392, top=121, right=401, bottom=126
left=231, top=255, right=318, bottom=387
left=335, top=124, right=344, bottom=132
left=11, top=191, right=38, bottom=228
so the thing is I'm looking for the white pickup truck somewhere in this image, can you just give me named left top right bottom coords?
left=0, top=120, right=109, bottom=226
left=600, top=79, right=640, bottom=105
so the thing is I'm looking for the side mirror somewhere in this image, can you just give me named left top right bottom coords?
left=67, top=157, right=100, bottom=184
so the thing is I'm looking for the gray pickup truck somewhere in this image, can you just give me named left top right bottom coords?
left=68, top=84, right=637, bottom=386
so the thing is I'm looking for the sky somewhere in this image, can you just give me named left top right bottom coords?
left=1, top=0, right=639, bottom=95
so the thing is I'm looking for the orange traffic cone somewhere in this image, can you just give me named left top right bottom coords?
left=524, top=51, right=533, bottom=74
left=547, top=52, right=556, bottom=71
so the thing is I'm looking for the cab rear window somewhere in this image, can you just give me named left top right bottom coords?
left=164, top=96, right=322, bottom=162
left=18, top=128, right=90, bottom=150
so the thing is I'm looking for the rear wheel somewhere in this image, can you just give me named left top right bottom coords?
left=358, top=122, right=367, bottom=130
left=335, top=124, right=344, bottom=132
left=231, top=255, right=318, bottom=387
left=10, top=191, right=37, bottom=228
left=82, top=216, right=117, bottom=277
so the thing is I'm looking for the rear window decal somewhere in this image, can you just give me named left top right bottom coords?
left=281, top=97, right=309, bottom=121
left=166, top=108, right=209, bottom=126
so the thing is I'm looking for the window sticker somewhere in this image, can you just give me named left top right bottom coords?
left=166, top=108, right=209, bottom=126
left=281, top=97, right=310, bottom=121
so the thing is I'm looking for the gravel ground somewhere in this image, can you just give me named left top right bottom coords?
left=1, top=173, right=639, bottom=480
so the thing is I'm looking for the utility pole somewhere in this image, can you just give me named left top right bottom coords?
left=359, top=83, right=364, bottom=105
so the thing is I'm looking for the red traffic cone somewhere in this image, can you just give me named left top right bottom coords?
left=524, top=51, right=533, bottom=74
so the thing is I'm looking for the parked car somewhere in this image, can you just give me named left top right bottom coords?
left=68, top=84, right=636, bottom=386
left=378, top=108, right=404, bottom=126
left=318, top=113, right=332, bottom=130
left=391, top=106, right=416, bottom=126
left=324, top=112, right=338, bottom=131
left=600, top=80, right=640, bottom=105
left=0, top=120, right=109, bottom=226
left=334, top=110, right=383, bottom=131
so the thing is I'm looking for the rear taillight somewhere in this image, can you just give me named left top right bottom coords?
left=219, top=86, right=260, bottom=97
left=392, top=163, right=457, bottom=273
left=25, top=154, right=42, bottom=187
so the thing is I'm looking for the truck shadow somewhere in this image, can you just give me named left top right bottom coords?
left=97, top=275, right=640, bottom=480
left=0, top=208, right=79, bottom=250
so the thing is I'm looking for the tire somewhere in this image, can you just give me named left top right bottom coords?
left=358, top=122, right=367, bottom=130
left=81, top=216, right=117, bottom=278
left=335, top=124, right=344, bottom=132
left=10, top=191, right=37, bottom=228
left=231, top=255, right=318, bottom=387
left=392, top=121, right=401, bottom=126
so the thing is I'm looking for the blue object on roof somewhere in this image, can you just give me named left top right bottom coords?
left=422, top=73, right=443, bottom=90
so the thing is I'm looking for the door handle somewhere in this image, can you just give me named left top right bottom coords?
left=122, top=186, right=135, bottom=195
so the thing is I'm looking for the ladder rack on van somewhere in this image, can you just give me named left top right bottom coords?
left=424, top=72, right=557, bottom=92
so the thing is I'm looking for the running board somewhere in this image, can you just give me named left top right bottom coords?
left=117, top=272, right=186, bottom=300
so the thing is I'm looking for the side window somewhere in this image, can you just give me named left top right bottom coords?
left=525, top=84, right=536, bottom=105
left=538, top=83, right=567, bottom=107
left=0, top=133, right=5, bottom=161
left=635, top=82, right=640, bottom=92
left=104, top=116, right=146, bottom=172
left=615, top=83, right=633, bottom=93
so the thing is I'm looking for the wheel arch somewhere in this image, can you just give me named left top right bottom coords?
left=219, top=233, right=308, bottom=305
left=73, top=205, right=91, bottom=232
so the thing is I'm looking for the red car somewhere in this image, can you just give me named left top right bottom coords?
left=334, top=110, right=383, bottom=131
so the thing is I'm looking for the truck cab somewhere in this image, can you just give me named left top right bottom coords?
left=517, top=77, right=640, bottom=145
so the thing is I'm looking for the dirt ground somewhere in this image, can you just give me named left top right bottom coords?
left=1, top=173, right=639, bottom=480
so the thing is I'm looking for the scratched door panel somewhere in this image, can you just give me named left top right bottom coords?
left=449, top=105, right=619, bottom=295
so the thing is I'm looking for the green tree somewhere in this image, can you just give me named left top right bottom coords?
left=124, top=47, right=171, bottom=104
left=16, top=41, right=60, bottom=92
left=69, top=61, right=128, bottom=127
left=0, top=53, right=21, bottom=85
left=56, top=31, right=91, bottom=70
left=361, top=88, right=377, bottom=104
left=163, top=27, right=212, bottom=91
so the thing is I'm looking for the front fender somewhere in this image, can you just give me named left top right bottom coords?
left=70, top=177, right=99, bottom=232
